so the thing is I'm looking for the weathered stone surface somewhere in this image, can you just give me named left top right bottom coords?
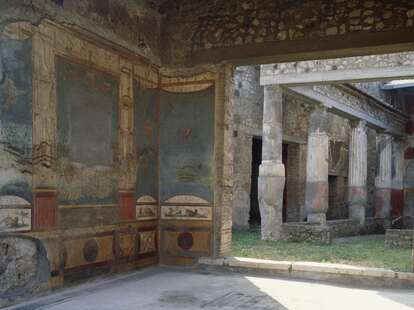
left=161, top=0, right=414, bottom=66
left=259, top=163, right=285, bottom=240
left=259, top=85, right=285, bottom=240
left=282, top=222, right=331, bottom=244
left=385, top=229, right=413, bottom=249
left=0, top=237, right=37, bottom=294
left=0, top=236, right=49, bottom=307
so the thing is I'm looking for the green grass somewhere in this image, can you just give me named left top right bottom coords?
left=231, top=229, right=413, bottom=272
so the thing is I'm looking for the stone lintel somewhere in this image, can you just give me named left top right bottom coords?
left=261, top=65, right=414, bottom=86
left=289, top=86, right=405, bottom=136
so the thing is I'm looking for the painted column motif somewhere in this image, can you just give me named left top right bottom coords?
left=375, top=133, right=393, bottom=220
left=118, top=58, right=137, bottom=221
left=391, top=140, right=404, bottom=219
left=305, top=107, right=329, bottom=225
left=258, top=85, right=285, bottom=240
left=347, top=120, right=368, bottom=225
left=32, top=24, right=58, bottom=230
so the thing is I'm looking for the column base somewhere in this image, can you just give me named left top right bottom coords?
left=347, top=186, right=367, bottom=225
left=119, top=191, right=135, bottom=221
left=305, top=181, right=328, bottom=225
left=258, top=161, right=285, bottom=241
left=33, top=189, right=57, bottom=231
left=374, top=188, right=391, bottom=219
left=349, top=205, right=365, bottom=225
left=307, top=213, right=326, bottom=225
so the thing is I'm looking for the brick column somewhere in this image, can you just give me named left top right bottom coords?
left=375, top=133, right=393, bottom=221
left=213, top=63, right=234, bottom=257
left=347, top=120, right=368, bottom=225
left=258, top=85, right=285, bottom=240
left=305, top=107, right=329, bottom=225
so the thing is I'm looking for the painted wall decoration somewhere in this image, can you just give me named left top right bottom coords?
left=56, top=57, right=119, bottom=205
left=159, top=87, right=214, bottom=202
left=0, top=196, right=31, bottom=232
left=139, top=230, right=156, bottom=254
left=136, top=205, right=157, bottom=221
left=161, top=227, right=211, bottom=257
left=161, top=205, right=212, bottom=221
left=134, top=81, right=158, bottom=200
left=0, top=37, right=32, bottom=203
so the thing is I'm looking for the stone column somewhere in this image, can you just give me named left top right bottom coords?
left=305, top=107, right=329, bottom=225
left=258, top=85, right=285, bottom=240
left=375, top=133, right=393, bottom=220
left=347, top=120, right=368, bottom=225
left=391, top=140, right=404, bottom=218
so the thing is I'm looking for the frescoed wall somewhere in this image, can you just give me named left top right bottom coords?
left=0, top=36, right=33, bottom=232
left=134, top=81, right=159, bottom=201
left=158, top=74, right=216, bottom=265
left=56, top=57, right=119, bottom=206
left=159, top=87, right=214, bottom=203
left=0, top=38, right=32, bottom=202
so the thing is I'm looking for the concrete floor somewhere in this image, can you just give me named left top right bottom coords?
left=5, top=267, right=414, bottom=310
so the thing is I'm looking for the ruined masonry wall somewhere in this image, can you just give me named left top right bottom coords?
left=232, top=68, right=369, bottom=228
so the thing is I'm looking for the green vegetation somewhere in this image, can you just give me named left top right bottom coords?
left=231, top=229, right=412, bottom=272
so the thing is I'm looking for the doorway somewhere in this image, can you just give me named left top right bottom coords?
left=249, top=137, right=262, bottom=227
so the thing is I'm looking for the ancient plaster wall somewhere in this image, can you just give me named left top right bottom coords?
left=0, top=21, right=160, bottom=307
left=0, top=33, right=33, bottom=233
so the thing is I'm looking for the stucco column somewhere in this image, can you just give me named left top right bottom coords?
left=305, top=107, right=329, bottom=225
left=391, top=140, right=404, bottom=218
left=375, top=133, right=393, bottom=220
left=347, top=120, right=368, bottom=225
left=258, top=85, right=285, bottom=240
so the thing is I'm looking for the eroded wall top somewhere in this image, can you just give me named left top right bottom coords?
left=162, top=0, right=414, bottom=66
left=0, top=0, right=162, bottom=64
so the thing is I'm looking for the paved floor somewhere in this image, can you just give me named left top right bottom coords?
left=5, top=267, right=414, bottom=310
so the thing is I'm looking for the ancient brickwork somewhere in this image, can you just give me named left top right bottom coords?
left=162, top=0, right=414, bottom=65
left=385, top=229, right=413, bottom=249
left=282, top=223, right=332, bottom=245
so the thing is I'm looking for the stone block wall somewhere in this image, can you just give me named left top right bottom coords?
left=385, top=229, right=414, bottom=249
left=282, top=223, right=332, bottom=245
left=327, top=176, right=348, bottom=220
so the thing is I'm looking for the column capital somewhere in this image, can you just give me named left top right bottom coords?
left=308, top=102, right=327, bottom=114
left=350, top=119, right=367, bottom=130
left=377, top=132, right=394, bottom=145
left=309, top=105, right=329, bottom=134
left=264, top=83, right=283, bottom=92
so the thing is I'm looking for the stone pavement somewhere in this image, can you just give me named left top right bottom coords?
left=4, top=267, right=414, bottom=310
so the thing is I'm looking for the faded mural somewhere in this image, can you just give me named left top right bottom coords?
left=134, top=81, right=159, bottom=201
left=0, top=37, right=33, bottom=232
left=56, top=57, right=119, bottom=205
left=159, top=87, right=214, bottom=203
